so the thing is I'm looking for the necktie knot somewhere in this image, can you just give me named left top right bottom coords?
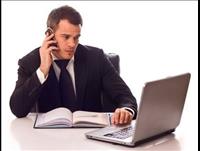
left=55, top=60, right=70, bottom=70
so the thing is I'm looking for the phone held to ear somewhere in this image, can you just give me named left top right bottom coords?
left=45, top=27, right=58, bottom=49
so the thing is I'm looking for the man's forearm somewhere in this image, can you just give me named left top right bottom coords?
left=10, top=72, right=42, bottom=118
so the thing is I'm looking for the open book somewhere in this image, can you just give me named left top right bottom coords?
left=34, top=107, right=112, bottom=128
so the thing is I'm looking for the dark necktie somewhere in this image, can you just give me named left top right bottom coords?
left=55, top=60, right=76, bottom=111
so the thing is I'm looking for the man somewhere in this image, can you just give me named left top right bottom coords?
left=10, top=5, right=137, bottom=125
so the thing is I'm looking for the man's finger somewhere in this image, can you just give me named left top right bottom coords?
left=114, top=108, right=120, bottom=124
left=124, top=111, right=132, bottom=124
left=119, top=110, right=125, bottom=124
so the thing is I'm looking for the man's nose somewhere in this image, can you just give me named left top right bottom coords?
left=68, top=38, right=76, bottom=48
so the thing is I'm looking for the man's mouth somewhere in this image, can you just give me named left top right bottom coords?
left=65, top=49, right=74, bottom=52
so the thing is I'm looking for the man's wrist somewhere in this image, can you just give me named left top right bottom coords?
left=36, top=68, right=48, bottom=84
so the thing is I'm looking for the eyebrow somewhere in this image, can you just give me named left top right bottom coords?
left=60, top=33, right=81, bottom=37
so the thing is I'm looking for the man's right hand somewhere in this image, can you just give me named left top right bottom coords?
left=39, top=34, right=58, bottom=77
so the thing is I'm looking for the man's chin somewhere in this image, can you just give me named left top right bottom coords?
left=62, top=52, right=74, bottom=60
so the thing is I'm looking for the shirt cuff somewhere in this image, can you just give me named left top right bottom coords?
left=123, top=107, right=135, bottom=117
left=36, top=68, right=48, bottom=84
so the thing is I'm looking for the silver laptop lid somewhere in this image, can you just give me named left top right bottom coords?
left=133, top=73, right=191, bottom=142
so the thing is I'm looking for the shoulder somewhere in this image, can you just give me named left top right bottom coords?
left=77, top=44, right=105, bottom=58
left=20, top=47, right=40, bottom=62
left=18, top=47, right=40, bottom=69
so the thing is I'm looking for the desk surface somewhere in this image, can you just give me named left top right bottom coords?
left=5, top=113, right=197, bottom=151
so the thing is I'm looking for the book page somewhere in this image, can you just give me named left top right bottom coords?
left=73, top=111, right=111, bottom=127
left=34, top=107, right=73, bottom=127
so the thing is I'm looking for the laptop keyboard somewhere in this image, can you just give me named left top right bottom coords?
left=104, top=126, right=135, bottom=139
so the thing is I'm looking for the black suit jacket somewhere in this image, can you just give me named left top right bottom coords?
left=10, top=44, right=137, bottom=118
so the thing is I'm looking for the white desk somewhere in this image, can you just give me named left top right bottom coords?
left=6, top=113, right=197, bottom=151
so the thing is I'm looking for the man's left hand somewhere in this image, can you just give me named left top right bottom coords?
left=111, top=108, right=133, bottom=125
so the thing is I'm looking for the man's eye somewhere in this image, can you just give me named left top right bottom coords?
left=64, top=36, right=70, bottom=39
left=74, top=36, right=80, bottom=41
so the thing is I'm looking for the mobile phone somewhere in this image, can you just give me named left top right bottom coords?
left=45, top=27, right=57, bottom=48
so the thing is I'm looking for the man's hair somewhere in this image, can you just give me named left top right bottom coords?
left=47, top=5, right=83, bottom=30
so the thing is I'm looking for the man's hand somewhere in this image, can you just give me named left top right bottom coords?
left=39, top=33, right=58, bottom=77
left=111, top=108, right=133, bottom=125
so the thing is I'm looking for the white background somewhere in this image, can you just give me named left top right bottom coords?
left=2, top=1, right=198, bottom=151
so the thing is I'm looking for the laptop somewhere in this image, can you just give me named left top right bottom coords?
left=85, top=73, right=191, bottom=146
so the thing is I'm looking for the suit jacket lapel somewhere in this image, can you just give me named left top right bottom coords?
left=74, top=45, right=88, bottom=108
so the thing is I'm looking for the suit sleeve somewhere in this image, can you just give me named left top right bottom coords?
left=10, top=59, right=43, bottom=118
left=100, top=51, right=138, bottom=119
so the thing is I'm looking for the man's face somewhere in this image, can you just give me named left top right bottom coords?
left=53, top=19, right=81, bottom=59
